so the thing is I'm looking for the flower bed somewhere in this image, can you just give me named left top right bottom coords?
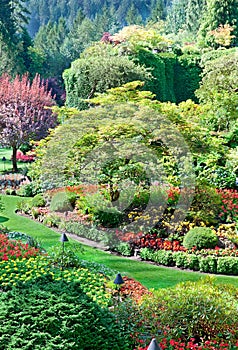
left=0, top=233, right=39, bottom=260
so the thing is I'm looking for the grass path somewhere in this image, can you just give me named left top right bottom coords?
left=1, top=195, right=238, bottom=289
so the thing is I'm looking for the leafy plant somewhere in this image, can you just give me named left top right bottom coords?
left=0, top=280, right=132, bottom=349
left=140, top=277, right=238, bottom=342
left=183, top=227, right=218, bottom=250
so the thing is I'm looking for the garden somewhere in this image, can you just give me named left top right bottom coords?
left=0, top=8, right=238, bottom=349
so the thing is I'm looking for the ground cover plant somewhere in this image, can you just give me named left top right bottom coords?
left=0, top=280, right=132, bottom=350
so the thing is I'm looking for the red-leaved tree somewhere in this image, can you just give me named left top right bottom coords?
left=0, top=73, right=57, bottom=171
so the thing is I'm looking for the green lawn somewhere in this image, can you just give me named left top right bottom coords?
left=0, top=148, right=13, bottom=172
left=0, top=148, right=32, bottom=173
left=1, top=194, right=238, bottom=290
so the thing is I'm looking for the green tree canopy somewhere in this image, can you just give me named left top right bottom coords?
left=63, top=43, right=151, bottom=109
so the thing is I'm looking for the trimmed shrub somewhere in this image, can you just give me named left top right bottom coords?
left=153, top=250, right=175, bottom=266
left=217, top=257, right=238, bottom=275
left=116, top=242, right=132, bottom=256
left=174, top=251, right=190, bottom=269
left=183, top=227, right=218, bottom=250
left=199, top=256, right=217, bottom=274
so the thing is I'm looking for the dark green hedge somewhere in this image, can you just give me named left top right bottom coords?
left=134, top=48, right=201, bottom=103
left=174, top=53, right=202, bottom=103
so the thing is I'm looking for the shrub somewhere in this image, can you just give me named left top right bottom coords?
left=140, top=277, right=238, bottom=342
left=50, top=191, right=73, bottom=212
left=199, top=256, right=217, bottom=273
left=47, top=246, right=83, bottom=268
left=62, top=221, right=105, bottom=242
left=153, top=250, right=175, bottom=266
left=0, top=280, right=132, bottom=349
left=31, top=194, right=46, bottom=207
left=217, top=257, right=238, bottom=275
left=183, top=227, right=218, bottom=250
left=116, top=242, right=132, bottom=256
left=187, top=254, right=200, bottom=271
left=174, top=251, right=190, bottom=269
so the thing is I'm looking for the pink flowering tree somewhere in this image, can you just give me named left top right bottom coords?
left=0, top=73, right=57, bottom=172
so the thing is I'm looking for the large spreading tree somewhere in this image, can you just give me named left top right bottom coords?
left=0, top=73, right=57, bottom=171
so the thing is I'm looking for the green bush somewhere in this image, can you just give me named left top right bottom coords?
left=43, top=213, right=62, bottom=227
left=31, top=194, right=46, bottom=207
left=16, top=199, right=31, bottom=214
left=153, top=250, right=175, bottom=266
left=50, top=191, right=73, bottom=212
left=47, top=246, right=83, bottom=268
left=116, top=242, right=132, bottom=256
left=183, top=227, right=218, bottom=250
left=140, top=277, right=238, bottom=341
left=0, top=281, right=132, bottom=349
left=140, top=248, right=155, bottom=261
left=62, top=221, right=105, bottom=241
left=217, top=257, right=238, bottom=275
left=199, top=256, right=217, bottom=274
left=187, top=254, right=200, bottom=271
left=174, top=251, right=190, bottom=269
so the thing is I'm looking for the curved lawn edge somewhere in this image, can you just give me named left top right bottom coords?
left=1, top=195, right=238, bottom=290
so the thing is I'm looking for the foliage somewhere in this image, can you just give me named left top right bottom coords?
left=26, top=0, right=168, bottom=36
left=198, top=0, right=238, bottom=47
left=116, top=242, right=132, bottom=256
left=196, top=49, right=238, bottom=131
left=0, top=73, right=57, bottom=171
left=0, top=280, right=131, bottom=349
left=186, top=184, right=223, bottom=225
left=49, top=191, right=74, bottom=212
left=183, top=227, right=218, bottom=250
left=47, top=246, right=83, bottom=268
left=30, top=194, right=46, bottom=208
left=63, top=43, right=150, bottom=109
left=174, top=51, right=202, bottom=103
left=140, top=277, right=238, bottom=342
left=120, top=276, right=151, bottom=302
left=217, top=189, right=238, bottom=223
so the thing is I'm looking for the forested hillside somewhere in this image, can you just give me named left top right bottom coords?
left=26, top=0, right=172, bottom=36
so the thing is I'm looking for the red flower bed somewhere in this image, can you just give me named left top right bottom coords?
left=217, top=189, right=238, bottom=222
left=120, top=276, right=152, bottom=302
left=0, top=234, right=39, bottom=260
left=116, top=231, right=186, bottom=252
left=137, top=337, right=238, bottom=349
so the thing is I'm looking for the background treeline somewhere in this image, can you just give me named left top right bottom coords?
left=26, top=0, right=172, bottom=37
left=0, top=0, right=237, bottom=106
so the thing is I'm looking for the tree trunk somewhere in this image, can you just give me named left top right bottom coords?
left=12, top=145, right=18, bottom=172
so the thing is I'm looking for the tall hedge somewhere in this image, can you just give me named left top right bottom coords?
left=174, top=52, right=202, bottom=103
left=134, top=48, right=201, bottom=103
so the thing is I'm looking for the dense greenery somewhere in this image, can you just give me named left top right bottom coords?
left=1, top=2, right=238, bottom=349
left=0, top=280, right=132, bottom=350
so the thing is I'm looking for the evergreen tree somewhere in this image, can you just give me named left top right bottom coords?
left=34, top=18, right=69, bottom=78
left=126, top=4, right=143, bottom=25
left=149, top=0, right=165, bottom=22
left=165, top=0, right=188, bottom=34
left=199, top=0, right=238, bottom=46
left=185, top=0, right=206, bottom=35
